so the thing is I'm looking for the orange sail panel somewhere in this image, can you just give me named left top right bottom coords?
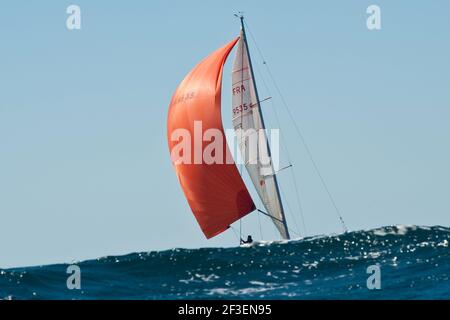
left=167, top=38, right=255, bottom=239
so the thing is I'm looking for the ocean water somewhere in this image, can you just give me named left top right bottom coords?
left=1, top=225, right=449, bottom=300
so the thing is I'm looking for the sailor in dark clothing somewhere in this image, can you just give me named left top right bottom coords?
left=241, top=235, right=253, bottom=244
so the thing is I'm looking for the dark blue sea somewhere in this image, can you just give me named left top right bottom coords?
left=1, top=225, right=449, bottom=300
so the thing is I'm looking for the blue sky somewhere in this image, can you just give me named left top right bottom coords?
left=1, top=1, right=449, bottom=268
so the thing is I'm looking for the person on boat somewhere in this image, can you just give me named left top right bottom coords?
left=241, top=235, right=253, bottom=244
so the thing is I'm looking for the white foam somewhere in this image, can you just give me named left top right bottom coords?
left=438, top=239, right=448, bottom=247
left=373, top=225, right=414, bottom=236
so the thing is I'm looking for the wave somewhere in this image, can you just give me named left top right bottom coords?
left=1, top=225, right=449, bottom=299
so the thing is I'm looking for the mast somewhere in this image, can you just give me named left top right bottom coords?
left=238, top=15, right=290, bottom=239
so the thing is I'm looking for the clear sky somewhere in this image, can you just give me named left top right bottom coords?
left=1, top=1, right=449, bottom=268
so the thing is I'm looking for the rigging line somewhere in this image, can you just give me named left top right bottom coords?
left=229, top=225, right=241, bottom=243
left=272, top=164, right=293, bottom=175
left=243, top=23, right=307, bottom=236
left=286, top=226, right=300, bottom=238
left=266, top=65, right=348, bottom=233
left=257, top=209, right=283, bottom=223
left=244, top=20, right=348, bottom=233
left=241, top=17, right=290, bottom=240
left=237, top=33, right=246, bottom=240
left=255, top=186, right=265, bottom=240
left=258, top=208, right=281, bottom=238
left=256, top=209, right=263, bottom=239
left=256, top=105, right=303, bottom=237
left=277, top=179, right=302, bottom=236
left=265, top=95, right=308, bottom=236
left=255, top=70, right=307, bottom=236
left=257, top=209, right=301, bottom=238
left=239, top=218, right=242, bottom=242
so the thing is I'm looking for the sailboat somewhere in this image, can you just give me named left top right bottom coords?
left=167, top=15, right=344, bottom=241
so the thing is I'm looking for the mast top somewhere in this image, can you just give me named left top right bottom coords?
left=234, top=12, right=245, bottom=31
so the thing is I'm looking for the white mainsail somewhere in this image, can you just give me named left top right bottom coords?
left=231, top=30, right=290, bottom=239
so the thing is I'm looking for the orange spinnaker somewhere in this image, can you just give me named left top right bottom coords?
left=167, top=38, right=255, bottom=239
